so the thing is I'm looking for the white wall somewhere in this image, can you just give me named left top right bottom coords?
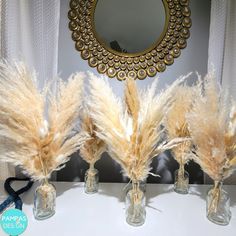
left=57, top=0, right=211, bottom=183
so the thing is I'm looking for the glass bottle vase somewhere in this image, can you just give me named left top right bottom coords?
left=84, top=166, right=99, bottom=194
left=206, top=181, right=231, bottom=225
left=33, top=179, right=56, bottom=220
left=174, top=166, right=189, bottom=194
left=125, top=181, right=146, bottom=226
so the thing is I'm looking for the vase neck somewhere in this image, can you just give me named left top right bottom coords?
left=89, top=163, right=95, bottom=170
left=132, top=180, right=141, bottom=191
left=214, top=180, right=223, bottom=190
left=41, top=178, right=50, bottom=186
left=178, top=164, right=185, bottom=176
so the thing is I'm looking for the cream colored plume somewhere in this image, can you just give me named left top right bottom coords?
left=187, top=72, right=236, bottom=181
left=165, top=84, right=195, bottom=165
left=0, top=62, right=87, bottom=181
left=79, top=107, right=106, bottom=165
left=88, top=73, right=189, bottom=182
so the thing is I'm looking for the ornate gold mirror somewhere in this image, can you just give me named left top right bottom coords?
left=68, top=0, right=191, bottom=80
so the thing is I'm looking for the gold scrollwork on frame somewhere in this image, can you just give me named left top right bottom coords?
left=68, top=0, right=191, bottom=81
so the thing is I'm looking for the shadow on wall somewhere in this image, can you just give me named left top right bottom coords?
left=57, top=151, right=204, bottom=184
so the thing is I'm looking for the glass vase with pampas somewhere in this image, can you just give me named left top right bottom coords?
left=87, top=73, right=189, bottom=226
left=0, top=62, right=88, bottom=220
left=125, top=180, right=146, bottom=226
left=206, top=180, right=231, bottom=225
left=84, top=163, right=99, bottom=194
left=174, top=162, right=189, bottom=194
left=165, top=85, right=195, bottom=194
left=34, top=178, right=56, bottom=220
left=80, top=110, right=106, bottom=194
left=188, top=72, right=236, bottom=225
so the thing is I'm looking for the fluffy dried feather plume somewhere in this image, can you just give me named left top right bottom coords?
left=165, top=84, right=195, bottom=165
left=0, top=62, right=88, bottom=181
left=187, top=72, right=236, bottom=181
left=79, top=107, right=106, bottom=166
left=88, top=73, right=189, bottom=182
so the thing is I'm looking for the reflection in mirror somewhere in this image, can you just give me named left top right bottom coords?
left=94, top=0, right=166, bottom=54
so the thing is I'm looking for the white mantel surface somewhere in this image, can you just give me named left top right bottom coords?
left=0, top=182, right=235, bottom=236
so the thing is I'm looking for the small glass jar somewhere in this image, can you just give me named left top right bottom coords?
left=174, top=168, right=189, bottom=194
left=33, top=179, right=56, bottom=220
left=125, top=181, right=146, bottom=226
left=206, top=181, right=231, bottom=225
left=84, top=167, right=99, bottom=194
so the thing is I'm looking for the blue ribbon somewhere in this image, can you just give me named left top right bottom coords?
left=0, top=177, right=33, bottom=213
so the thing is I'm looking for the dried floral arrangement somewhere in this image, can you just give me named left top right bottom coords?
left=79, top=108, right=106, bottom=191
left=0, top=62, right=88, bottom=182
left=187, top=72, right=236, bottom=216
left=87, top=73, right=191, bottom=224
left=88, top=73, right=189, bottom=190
left=165, top=84, right=195, bottom=188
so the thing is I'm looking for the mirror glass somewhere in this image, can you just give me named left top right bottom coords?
left=94, top=0, right=166, bottom=54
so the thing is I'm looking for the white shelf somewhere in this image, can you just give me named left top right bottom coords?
left=0, top=182, right=235, bottom=236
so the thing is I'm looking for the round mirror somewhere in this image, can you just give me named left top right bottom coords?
left=68, top=0, right=192, bottom=80
left=94, top=0, right=166, bottom=54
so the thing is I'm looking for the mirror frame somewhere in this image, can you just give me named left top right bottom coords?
left=68, top=0, right=191, bottom=80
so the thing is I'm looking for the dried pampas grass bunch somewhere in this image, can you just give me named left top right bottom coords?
left=88, top=73, right=189, bottom=185
left=165, top=84, right=195, bottom=179
left=80, top=108, right=106, bottom=166
left=88, top=73, right=189, bottom=223
left=187, top=72, right=236, bottom=182
left=187, top=72, right=236, bottom=217
left=79, top=108, right=106, bottom=192
left=0, top=62, right=87, bottom=181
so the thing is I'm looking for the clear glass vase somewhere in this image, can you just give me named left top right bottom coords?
left=125, top=181, right=146, bottom=226
left=33, top=179, right=56, bottom=220
left=206, top=181, right=231, bottom=225
left=84, top=166, right=99, bottom=194
left=174, top=166, right=189, bottom=194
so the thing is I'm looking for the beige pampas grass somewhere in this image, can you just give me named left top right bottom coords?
left=187, top=72, right=236, bottom=182
left=79, top=108, right=106, bottom=193
left=187, top=72, right=236, bottom=218
left=80, top=108, right=106, bottom=166
left=88, top=73, right=189, bottom=183
left=165, top=84, right=195, bottom=177
left=0, top=62, right=87, bottom=181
